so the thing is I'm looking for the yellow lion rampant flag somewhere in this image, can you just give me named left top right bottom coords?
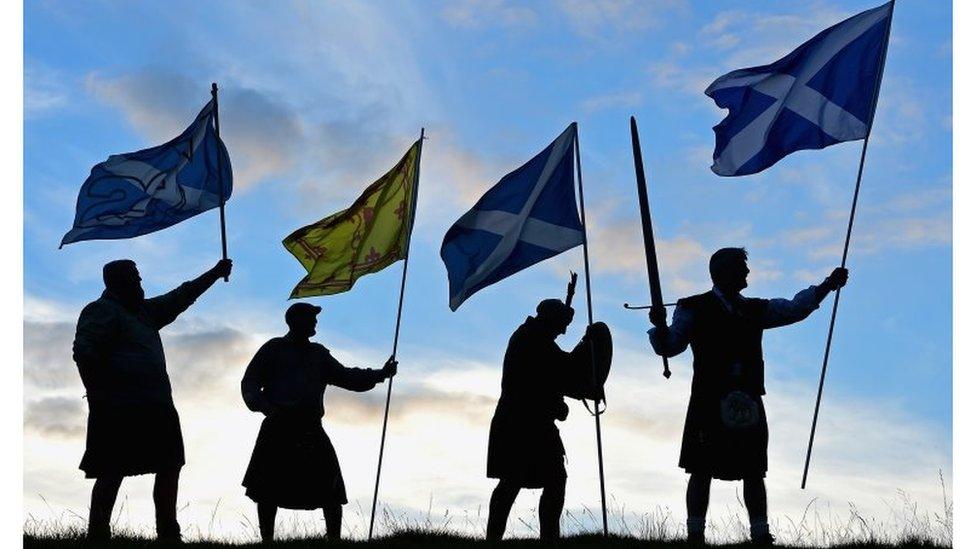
left=283, top=139, right=421, bottom=298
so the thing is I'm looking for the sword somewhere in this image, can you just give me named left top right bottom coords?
left=628, top=116, right=671, bottom=379
left=565, top=271, right=578, bottom=308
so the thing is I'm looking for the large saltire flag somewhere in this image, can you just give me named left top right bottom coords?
left=706, top=1, right=893, bottom=176
left=61, top=99, right=232, bottom=246
left=283, top=139, right=421, bottom=298
left=440, top=123, right=584, bottom=311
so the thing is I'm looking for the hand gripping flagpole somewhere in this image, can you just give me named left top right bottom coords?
left=572, top=123, right=610, bottom=536
left=369, top=128, right=425, bottom=539
left=629, top=116, right=671, bottom=379
left=801, top=2, right=895, bottom=489
left=210, top=83, right=230, bottom=282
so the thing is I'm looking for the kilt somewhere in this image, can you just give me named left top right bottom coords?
left=80, top=402, right=185, bottom=479
left=678, top=391, right=768, bottom=480
left=243, top=414, right=347, bottom=509
left=486, top=410, right=567, bottom=489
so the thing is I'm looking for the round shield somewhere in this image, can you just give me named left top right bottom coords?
left=567, top=321, right=614, bottom=400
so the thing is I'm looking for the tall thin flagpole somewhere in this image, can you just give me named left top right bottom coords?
left=210, top=82, right=229, bottom=282
left=572, top=123, right=609, bottom=536
left=369, top=128, right=425, bottom=539
left=801, top=1, right=895, bottom=489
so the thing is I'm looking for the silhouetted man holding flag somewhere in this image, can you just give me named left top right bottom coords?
left=648, top=248, right=847, bottom=545
left=241, top=303, right=397, bottom=542
left=73, top=258, right=233, bottom=541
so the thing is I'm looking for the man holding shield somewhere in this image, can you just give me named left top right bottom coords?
left=486, top=278, right=612, bottom=541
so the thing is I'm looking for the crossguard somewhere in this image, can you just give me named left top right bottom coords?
left=622, top=302, right=677, bottom=310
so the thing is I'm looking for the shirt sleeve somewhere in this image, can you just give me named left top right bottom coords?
left=73, top=301, right=118, bottom=395
left=761, top=285, right=821, bottom=329
left=144, top=278, right=211, bottom=330
left=647, top=304, right=693, bottom=358
left=241, top=341, right=274, bottom=412
left=323, top=350, right=386, bottom=392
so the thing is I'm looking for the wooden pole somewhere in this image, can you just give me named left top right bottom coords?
left=210, top=82, right=229, bottom=282
left=801, top=1, right=895, bottom=489
left=368, top=128, right=425, bottom=539
left=629, top=116, right=671, bottom=379
left=572, top=123, right=609, bottom=536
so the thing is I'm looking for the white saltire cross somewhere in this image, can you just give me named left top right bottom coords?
left=707, top=5, right=888, bottom=175
left=450, top=125, right=583, bottom=309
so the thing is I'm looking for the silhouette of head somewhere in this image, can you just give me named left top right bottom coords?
left=535, top=299, right=574, bottom=338
left=103, top=259, right=144, bottom=306
left=709, top=247, right=749, bottom=295
left=285, top=302, right=322, bottom=339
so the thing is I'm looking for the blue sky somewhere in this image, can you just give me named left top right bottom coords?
left=24, top=0, right=951, bottom=542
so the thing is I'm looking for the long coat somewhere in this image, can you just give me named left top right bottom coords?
left=72, top=281, right=208, bottom=478
left=486, top=317, right=611, bottom=488
left=240, top=335, right=385, bottom=509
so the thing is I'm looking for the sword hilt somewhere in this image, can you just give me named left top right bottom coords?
left=622, top=302, right=677, bottom=309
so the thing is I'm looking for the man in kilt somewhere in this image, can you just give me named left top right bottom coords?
left=648, top=247, right=847, bottom=545
left=241, top=302, right=396, bottom=542
left=73, top=258, right=233, bottom=541
left=486, top=298, right=612, bottom=541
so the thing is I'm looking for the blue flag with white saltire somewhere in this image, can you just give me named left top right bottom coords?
left=61, top=99, right=232, bottom=247
left=440, top=123, right=584, bottom=311
left=705, top=1, right=893, bottom=177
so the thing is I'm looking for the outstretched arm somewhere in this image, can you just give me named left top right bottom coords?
left=763, top=267, right=849, bottom=329
left=146, top=259, right=233, bottom=329
left=326, top=353, right=397, bottom=392
left=647, top=304, right=692, bottom=358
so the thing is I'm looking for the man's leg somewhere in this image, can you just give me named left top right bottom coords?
left=486, top=480, right=520, bottom=541
left=686, top=473, right=711, bottom=543
left=743, top=476, right=771, bottom=543
left=539, top=476, right=566, bottom=541
left=88, top=475, right=123, bottom=540
left=153, top=467, right=182, bottom=540
left=324, top=504, right=342, bottom=541
left=257, top=502, right=277, bottom=542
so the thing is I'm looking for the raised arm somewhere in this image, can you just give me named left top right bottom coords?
left=647, top=303, right=693, bottom=358
left=145, top=259, right=233, bottom=329
left=325, top=352, right=396, bottom=392
left=763, top=267, right=848, bottom=329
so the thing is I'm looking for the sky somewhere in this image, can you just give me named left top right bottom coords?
left=23, top=0, right=952, bottom=543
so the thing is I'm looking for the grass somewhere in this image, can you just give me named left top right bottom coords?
left=21, top=530, right=950, bottom=549
left=24, top=475, right=952, bottom=548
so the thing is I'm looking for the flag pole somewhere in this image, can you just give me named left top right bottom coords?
left=210, top=82, right=229, bottom=282
left=572, top=123, right=610, bottom=536
left=369, top=128, right=425, bottom=539
left=801, top=2, right=895, bottom=489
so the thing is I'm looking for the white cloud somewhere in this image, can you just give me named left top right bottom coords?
left=580, top=91, right=643, bottom=114
left=22, top=296, right=951, bottom=542
left=25, top=59, right=69, bottom=117
left=441, top=0, right=538, bottom=28
left=24, top=396, right=85, bottom=438
left=86, top=70, right=303, bottom=191
left=556, top=0, right=689, bottom=39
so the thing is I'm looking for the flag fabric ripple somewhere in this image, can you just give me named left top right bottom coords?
left=440, top=123, right=584, bottom=311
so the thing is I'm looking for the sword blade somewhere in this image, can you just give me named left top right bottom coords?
left=630, top=116, right=671, bottom=379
